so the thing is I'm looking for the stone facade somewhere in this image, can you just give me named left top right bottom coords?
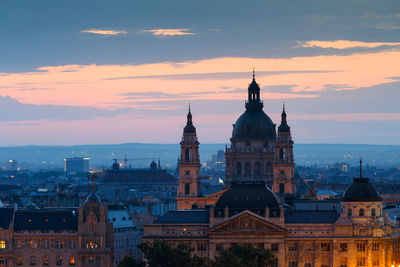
left=0, top=193, right=113, bottom=267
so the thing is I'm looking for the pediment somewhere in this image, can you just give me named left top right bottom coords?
left=208, top=210, right=287, bottom=235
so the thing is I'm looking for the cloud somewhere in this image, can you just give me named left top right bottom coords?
left=142, top=29, right=194, bottom=36
left=0, top=95, right=131, bottom=122
left=298, top=40, right=400, bottom=49
left=81, top=29, right=127, bottom=35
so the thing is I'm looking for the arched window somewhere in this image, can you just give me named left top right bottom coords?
left=279, top=148, right=286, bottom=160
left=185, top=148, right=190, bottom=161
left=347, top=208, right=352, bottom=216
left=237, top=162, right=242, bottom=175
left=279, top=184, right=285, bottom=194
left=245, top=162, right=251, bottom=175
left=56, top=255, right=62, bottom=265
left=185, top=183, right=190, bottom=195
left=0, top=240, right=5, bottom=249
left=254, top=162, right=261, bottom=175
left=371, top=208, right=376, bottom=217
left=266, top=163, right=272, bottom=176
left=359, top=208, right=364, bottom=216
left=43, top=255, right=49, bottom=265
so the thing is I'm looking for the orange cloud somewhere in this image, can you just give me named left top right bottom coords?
left=298, top=40, right=400, bottom=49
left=0, top=49, right=400, bottom=110
left=81, top=29, right=127, bottom=35
left=142, top=29, right=194, bottom=36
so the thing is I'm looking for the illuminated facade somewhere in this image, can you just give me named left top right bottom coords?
left=144, top=73, right=400, bottom=267
left=0, top=191, right=113, bottom=267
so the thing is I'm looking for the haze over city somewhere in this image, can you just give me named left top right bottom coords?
left=1, top=0, right=400, bottom=145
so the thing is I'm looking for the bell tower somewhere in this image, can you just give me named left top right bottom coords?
left=177, top=106, right=201, bottom=209
left=273, top=104, right=296, bottom=194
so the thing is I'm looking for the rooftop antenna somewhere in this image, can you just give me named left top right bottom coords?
left=359, top=156, right=363, bottom=178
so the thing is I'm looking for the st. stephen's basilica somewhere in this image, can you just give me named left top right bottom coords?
left=143, top=73, right=400, bottom=267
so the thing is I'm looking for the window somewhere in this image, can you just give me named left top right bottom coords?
left=244, top=162, right=251, bottom=175
left=347, top=208, right=352, bottom=216
left=288, top=243, right=297, bottom=251
left=266, top=163, right=272, bottom=175
left=359, top=208, right=364, bottom=216
left=304, top=264, right=312, bottom=267
left=43, top=240, right=50, bottom=249
left=55, top=240, right=64, bottom=249
left=280, top=148, right=286, bottom=160
left=197, top=242, right=206, bottom=251
left=68, top=240, right=76, bottom=249
left=184, top=183, right=190, bottom=195
left=185, top=149, right=190, bottom=161
left=88, top=256, right=94, bottom=264
left=340, top=257, right=347, bottom=267
left=56, top=255, right=62, bottom=265
left=29, top=240, right=37, bottom=249
left=237, top=162, right=242, bottom=175
left=0, top=241, right=5, bottom=249
left=43, top=255, right=49, bottom=265
left=372, top=243, right=379, bottom=251
left=372, top=258, right=379, bottom=266
left=216, top=243, right=223, bottom=251
left=357, top=243, right=366, bottom=252
left=289, top=262, right=297, bottom=267
left=30, top=256, right=36, bottom=265
left=86, top=241, right=98, bottom=249
left=254, top=162, right=261, bottom=175
left=69, top=256, right=75, bottom=265
left=271, top=243, right=279, bottom=251
left=371, top=208, right=376, bottom=216
left=340, top=243, right=348, bottom=251
left=0, top=257, right=6, bottom=267
left=16, top=255, right=22, bottom=265
left=321, top=243, right=330, bottom=251
left=16, top=240, right=24, bottom=249
left=357, top=257, right=365, bottom=266
left=279, top=183, right=285, bottom=194
left=185, top=170, right=190, bottom=176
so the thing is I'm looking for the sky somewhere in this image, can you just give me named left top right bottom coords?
left=0, top=0, right=400, bottom=145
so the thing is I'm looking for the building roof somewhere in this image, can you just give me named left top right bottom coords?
left=154, top=210, right=209, bottom=224
left=0, top=208, right=14, bottom=230
left=108, top=209, right=136, bottom=229
left=214, top=183, right=280, bottom=217
left=100, top=169, right=178, bottom=184
left=342, top=178, right=382, bottom=202
left=14, top=210, right=78, bottom=231
left=285, top=210, right=340, bottom=224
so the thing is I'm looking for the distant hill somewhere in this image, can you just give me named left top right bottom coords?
left=0, top=143, right=398, bottom=170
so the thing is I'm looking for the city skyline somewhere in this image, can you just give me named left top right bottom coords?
left=1, top=0, right=400, bottom=145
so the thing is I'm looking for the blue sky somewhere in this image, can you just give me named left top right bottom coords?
left=0, top=0, right=399, bottom=145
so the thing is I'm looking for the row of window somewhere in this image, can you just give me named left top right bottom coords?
left=14, top=240, right=77, bottom=249
left=236, top=162, right=273, bottom=176
left=286, top=242, right=380, bottom=252
left=288, top=257, right=380, bottom=267
left=347, top=208, right=379, bottom=217
left=16, top=255, right=75, bottom=265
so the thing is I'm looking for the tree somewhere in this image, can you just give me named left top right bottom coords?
left=117, top=256, right=145, bottom=267
left=212, top=244, right=278, bottom=267
left=138, top=240, right=208, bottom=267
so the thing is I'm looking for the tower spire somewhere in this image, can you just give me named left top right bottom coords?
left=252, top=68, right=255, bottom=80
left=281, top=102, right=287, bottom=124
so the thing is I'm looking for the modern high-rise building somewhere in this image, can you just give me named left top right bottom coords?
left=64, top=157, right=89, bottom=173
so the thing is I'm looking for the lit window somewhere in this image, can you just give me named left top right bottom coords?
left=16, top=255, right=22, bottom=265
left=43, top=255, right=49, bottom=265
left=29, top=240, right=37, bottom=249
left=372, top=243, right=379, bottom=251
left=69, top=255, right=75, bottom=265
left=56, top=255, right=62, bottom=265
left=0, top=241, right=5, bottom=249
left=86, top=241, right=98, bottom=249
left=357, top=257, right=365, bottom=266
left=357, top=243, right=366, bottom=252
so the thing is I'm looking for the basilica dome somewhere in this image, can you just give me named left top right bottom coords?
left=231, top=75, right=276, bottom=141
